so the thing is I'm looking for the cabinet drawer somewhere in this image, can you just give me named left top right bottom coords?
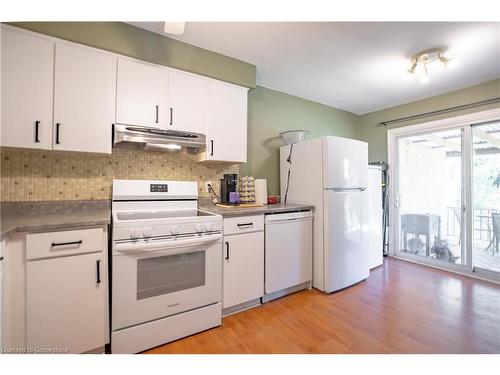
left=223, top=215, right=264, bottom=236
left=26, top=228, right=104, bottom=260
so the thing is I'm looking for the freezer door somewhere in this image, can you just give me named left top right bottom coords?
left=323, top=137, right=368, bottom=189
left=323, top=189, right=369, bottom=292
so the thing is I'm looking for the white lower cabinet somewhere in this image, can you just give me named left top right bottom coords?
left=0, top=240, right=4, bottom=348
left=27, top=253, right=106, bottom=353
left=222, top=216, right=264, bottom=311
left=2, top=227, right=109, bottom=353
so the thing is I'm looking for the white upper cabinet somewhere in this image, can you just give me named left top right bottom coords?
left=1, top=25, right=249, bottom=161
left=1, top=27, right=54, bottom=150
left=53, top=43, right=116, bottom=154
left=167, top=69, right=208, bottom=134
left=200, top=81, right=248, bottom=163
left=116, top=59, right=167, bottom=128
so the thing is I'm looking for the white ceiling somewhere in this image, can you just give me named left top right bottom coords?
left=128, top=22, right=500, bottom=115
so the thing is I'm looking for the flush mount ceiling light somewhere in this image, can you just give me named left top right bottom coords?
left=408, top=48, right=455, bottom=84
left=164, top=22, right=186, bottom=35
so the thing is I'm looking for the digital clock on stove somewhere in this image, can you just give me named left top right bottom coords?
left=150, top=184, right=168, bottom=192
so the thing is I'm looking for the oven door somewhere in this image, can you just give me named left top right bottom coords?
left=112, top=233, right=222, bottom=331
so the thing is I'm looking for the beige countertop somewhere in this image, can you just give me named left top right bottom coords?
left=0, top=200, right=111, bottom=240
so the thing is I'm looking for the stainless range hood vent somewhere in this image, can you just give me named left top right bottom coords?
left=113, top=124, right=206, bottom=152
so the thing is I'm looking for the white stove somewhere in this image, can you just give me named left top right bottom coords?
left=110, top=180, right=222, bottom=353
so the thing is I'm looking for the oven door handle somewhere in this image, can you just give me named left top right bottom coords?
left=114, top=234, right=222, bottom=254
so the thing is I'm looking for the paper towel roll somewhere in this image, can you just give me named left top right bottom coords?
left=254, top=179, right=268, bottom=205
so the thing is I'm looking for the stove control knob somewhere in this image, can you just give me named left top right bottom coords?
left=171, top=225, right=180, bottom=235
left=143, top=228, right=152, bottom=238
left=130, top=229, right=140, bottom=239
left=204, top=223, right=213, bottom=232
left=195, top=224, right=204, bottom=233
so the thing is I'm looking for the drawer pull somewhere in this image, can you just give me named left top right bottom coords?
left=96, top=259, right=101, bottom=284
left=55, top=123, right=61, bottom=144
left=50, top=240, right=83, bottom=247
left=237, top=223, right=253, bottom=227
left=34, top=120, right=40, bottom=143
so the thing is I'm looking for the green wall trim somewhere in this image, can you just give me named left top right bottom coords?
left=8, top=22, right=256, bottom=89
left=243, top=86, right=359, bottom=195
left=359, top=79, right=500, bottom=162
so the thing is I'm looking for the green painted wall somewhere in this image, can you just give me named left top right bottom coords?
left=242, top=86, right=359, bottom=195
left=359, top=79, right=500, bottom=162
left=8, top=22, right=256, bottom=88
left=11, top=22, right=497, bottom=195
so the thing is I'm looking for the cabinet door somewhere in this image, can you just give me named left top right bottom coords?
left=116, top=59, right=166, bottom=128
left=223, top=231, right=264, bottom=309
left=0, top=240, right=3, bottom=348
left=1, top=27, right=53, bottom=150
left=0, top=267, right=2, bottom=349
left=26, top=252, right=107, bottom=353
left=53, top=43, right=116, bottom=153
left=167, top=69, right=208, bottom=134
left=205, top=81, right=248, bottom=163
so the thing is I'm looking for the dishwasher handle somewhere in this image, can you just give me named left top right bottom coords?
left=266, top=217, right=312, bottom=224
left=265, top=211, right=313, bottom=224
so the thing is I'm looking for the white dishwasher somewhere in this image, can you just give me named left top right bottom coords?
left=264, top=210, right=313, bottom=302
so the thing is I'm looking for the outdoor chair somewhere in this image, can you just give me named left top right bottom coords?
left=492, top=212, right=500, bottom=255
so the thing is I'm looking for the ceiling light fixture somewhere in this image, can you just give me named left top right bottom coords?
left=163, top=22, right=186, bottom=35
left=408, top=48, right=454, bottom=84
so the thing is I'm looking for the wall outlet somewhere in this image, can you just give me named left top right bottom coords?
left=205, top=181, right=212, bottom=193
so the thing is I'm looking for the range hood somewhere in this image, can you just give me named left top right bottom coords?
left=113, top=124, right=206, bottom=152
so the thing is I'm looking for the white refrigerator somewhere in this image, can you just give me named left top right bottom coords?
left=280, top=136, right=369, bottom=293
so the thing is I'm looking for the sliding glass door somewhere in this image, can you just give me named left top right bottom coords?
left=472, top=122, right=500, bottom=275
left=396, top=127, right=465, bottom=268
left=392, top=116, right=500, bottom=281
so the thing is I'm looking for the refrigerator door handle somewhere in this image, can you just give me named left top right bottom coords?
left=325, top=187, right=366, bottom=192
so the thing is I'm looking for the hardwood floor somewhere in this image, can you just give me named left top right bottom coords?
left=145, top=258, right=500, bottom=354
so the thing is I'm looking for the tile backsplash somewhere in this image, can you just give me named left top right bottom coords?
left=0, top=147, right=239, bottom=202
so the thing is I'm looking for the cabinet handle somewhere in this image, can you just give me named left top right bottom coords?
left=55, top=123, right=61, bottom=144
left=210, top=140, right=214, bottom=156
left=34, top=121, right=40, bottom=143
left=169, top=107, right=173, bottom=125
left=237, top=222, right=253, bottom=227
left=0, top=256, right=4, bottom=261
left=225, top=241, right=230, bottom=260
left=155, top=105, right=159, bottom=124
left=96, top=259, right=101, bottom=284
left=50, top=240, right=83, bottom=247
